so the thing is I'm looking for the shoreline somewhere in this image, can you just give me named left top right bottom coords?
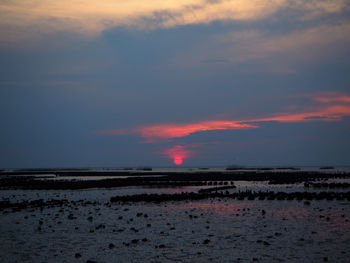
left=1, top=170, right=350, bottom=190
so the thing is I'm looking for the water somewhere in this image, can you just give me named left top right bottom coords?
left=1, top=168, right=350, bottom=262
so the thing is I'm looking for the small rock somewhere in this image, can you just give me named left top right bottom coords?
left=203, top=239, right=210, bottom=244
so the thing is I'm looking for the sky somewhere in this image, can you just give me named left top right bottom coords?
left=1, top=0, right=350, bottom=168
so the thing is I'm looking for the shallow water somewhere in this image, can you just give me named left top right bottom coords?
left=1, top=180, right=350, bottom=263
left=0, top=197, right=349, bottom=263
left=1, top=178, right=350, bottom=203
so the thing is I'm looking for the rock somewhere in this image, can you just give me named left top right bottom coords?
left=131, top=239, right=139, bottom=244
left=109, top=243, right=115, bottom=249
left=75, top=253, right=81, bottom=258
left=68, top=214, right=75, bottom=220
left=95, top=224, right=105, bottom=230
left=203, top=239, right=210, bottom=244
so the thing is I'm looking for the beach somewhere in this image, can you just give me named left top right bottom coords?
left=1, top=168, right=350, bottom=262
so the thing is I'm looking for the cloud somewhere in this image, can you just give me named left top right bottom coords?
left=99, top=121, right=258, bottom=142
left=312, top=92, right=350, bottom=103
left=291, top=0, right=349, bottom=19
left=176, top=22, right=350, bottom=71
left=1, top=0, right=348, bottom=44
left=98, top=92, right=350, bottom=141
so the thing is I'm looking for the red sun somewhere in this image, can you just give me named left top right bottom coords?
left=174, top=156, right=183, bottom=165
left=163, top=145, right=190, bottom=166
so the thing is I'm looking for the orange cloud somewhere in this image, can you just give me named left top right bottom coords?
left=137, top=121, right=258, bottom=142
left=98, top=93, right=350, bottom=141
left=312, top=92, right=350, bottom=103
left=252, top=105, right=350, bottom=123
left=1, top=0, right=348, bottom=43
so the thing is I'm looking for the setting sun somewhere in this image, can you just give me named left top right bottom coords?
left=174, top=156, right=183, bottom=165
left=163, top=145, right=190, bottom=165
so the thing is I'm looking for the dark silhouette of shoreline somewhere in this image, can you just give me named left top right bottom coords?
left=1, top=170, right=349, bottom=190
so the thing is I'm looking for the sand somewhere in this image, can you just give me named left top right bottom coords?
left=1, top=183, right=350, bottom=263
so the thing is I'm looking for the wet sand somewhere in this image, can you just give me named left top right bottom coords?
left=1, top=170, right=350, bottom=262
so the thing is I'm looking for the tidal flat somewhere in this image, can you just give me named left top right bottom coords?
left=1, top=169, right=350, bottom=263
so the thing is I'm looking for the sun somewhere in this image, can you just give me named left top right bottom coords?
left=173, top=156, right=183, bottom=165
